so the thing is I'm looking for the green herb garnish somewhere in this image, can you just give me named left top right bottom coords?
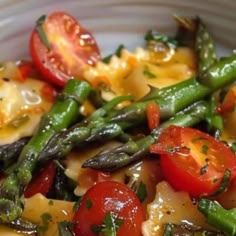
left=91, top=211, right=123, bottom=236
left=37, top=212, right=52, bottom=233
left=201, top=144, right=209, bottom=154
left=36, top=15, right=51, bottom=51
left=73, top=198, right=82, bottom=212
left=102, top=44, right=125, bottom=64
left=86, top=199, right=93, bottom=210
left=211, top=169, right=231, bottom=196
left=136, top=181, right=147, bottom=203
left=143, top=65, right=156, bottom=79
left=163, top=223, right=174, bottom=236
left=48, top=199, right=54, bottom=206
left=145, top=30, right=178, bottom=48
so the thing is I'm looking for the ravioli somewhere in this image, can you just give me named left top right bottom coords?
left=83, top=47, right=196, bottom=101
left=0, top=62, right=53, bottom=145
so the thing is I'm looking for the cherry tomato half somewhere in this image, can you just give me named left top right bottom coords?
left=73, top=181, right=145, bottom=236
left=30, top=12, right=100, bottom=87
left=150, top=125, right=236, bottom=197
left=24, top=161, right=56, bottom=198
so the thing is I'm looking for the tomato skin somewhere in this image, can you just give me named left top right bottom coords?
left=73, top=181, right=145, bottom=236
left=30, top=12, right=100, bottom=87
left=24, top=161, right=56, bottom=198
left=150, top=125, right=236, bottom=197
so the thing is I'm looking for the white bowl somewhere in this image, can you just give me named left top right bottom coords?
left=0, top=0, right=235, bottom=62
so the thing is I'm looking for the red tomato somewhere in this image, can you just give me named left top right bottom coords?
left=216, top=89, right=236, bottom=114
left=146, top=102, right=160, bottom=131
left=30, top=12, right=100, bottom=87
left=150, top=125, right=236, bottom=197
left=24, top=161, right=56, bottom=198
left=73, top=181, right=145, bottom=236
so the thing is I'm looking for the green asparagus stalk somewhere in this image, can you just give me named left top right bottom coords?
left=39, top=95, right=133, bottom=160
left=82, top=22, right=231, bottom=172
left=163, top=222, right=222, bottom=236
left=82, top=100, right=210, bottom=171
left=0, top=137, right=29, bottom=171
left=5, top=218, right=37, bottom=234
left=198, top=198, right=236, bottom=236
left=39, top=53, right=236, bottom=162
left=0, top=79, right=91, bottom=223
left=195, top=17, right=217, bottom=74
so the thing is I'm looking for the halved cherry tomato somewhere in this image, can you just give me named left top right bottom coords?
left=146, top=102, right=160, bottom=131
left=150, top=125, right=236, bottom=197
left=30, top=12, right=100, bottom=87
left=73, top=181, right=145, bottom=236
left=24, top=161, right=56, bottom=198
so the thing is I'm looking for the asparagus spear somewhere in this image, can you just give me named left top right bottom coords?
left=0, top=137, right=29, bottom=171
left=82, top=18, right=232, bottom=172
left=195, top=17, right=217, bottom=74
left=0, top=79, right=91, bottom=223
left=163, top=222, right=222, bottom=236
left=198, top=198, right=236, bottom=236
left=25, top=16, right=211, bottom=163
left=39, top=95, right=133, bottom=160
left=38, top=53, right=236, bottom=162
left=83, top=100, right=209, bottom=171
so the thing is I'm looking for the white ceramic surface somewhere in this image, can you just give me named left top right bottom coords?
left=0, top=0, right=235, bottom=61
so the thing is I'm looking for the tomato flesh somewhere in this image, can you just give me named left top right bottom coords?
left=73, top=181, right=145, bottom=236
left=30, top=12, right=100, bottom=87
left=150, top=125, right=236, bottom=197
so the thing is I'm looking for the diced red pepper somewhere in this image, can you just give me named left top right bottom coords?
left=24, top=161, right=56, bottom=198
left=216, top=89, right=236, bottom=114
left=146, top=102, right=160, bottom=131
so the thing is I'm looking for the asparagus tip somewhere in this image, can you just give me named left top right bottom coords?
left=0, top=199, right=22, bottom=223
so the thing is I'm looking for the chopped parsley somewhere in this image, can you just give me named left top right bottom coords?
left=211, top=169, right=231, bottom=196
left=36, top=15, right=51, bottom=51
left=37, top=212, right=52, bottom=233
left=91, top=212, right=123, bottom=236
left=48, top=199, right=54, bottom=206
left=102, top=44, right=125, bottom=64
left=230, top=140, right=236, bottom=154
left=73, top=198, right=82, bottom=212
left=136, top=181, right=147, bottom=203
left=145, top=30, right=178, bottom=48
left=163, top=223, right=174, bottom=236
left=86, top=199, right=93, bottom=210
left=201, top=144, right=209, bottom=154
left=143, top=65, right=156, bottom=79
